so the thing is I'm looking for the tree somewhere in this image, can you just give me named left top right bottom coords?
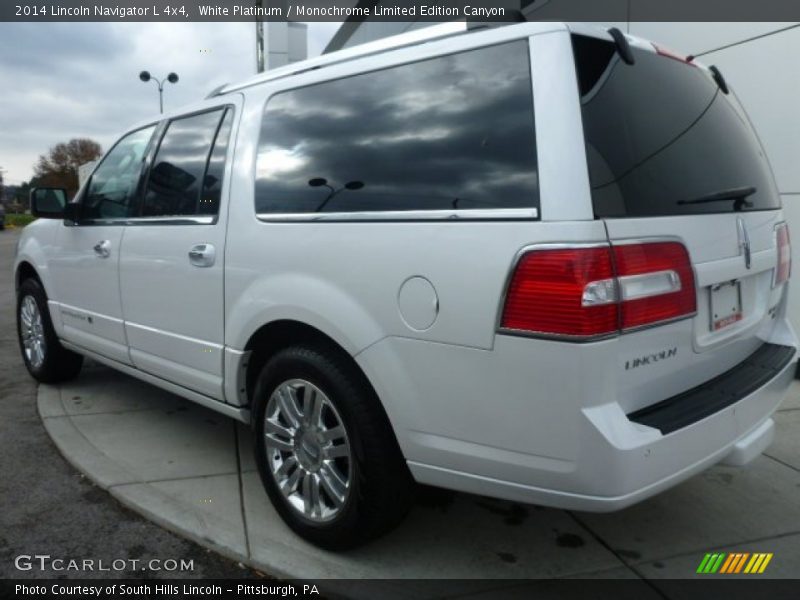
left=0, top=167, right=4, bottom=204
left=33, top=138, right=103, bottom=199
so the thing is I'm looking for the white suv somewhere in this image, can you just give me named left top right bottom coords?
left=16, top=21, right=797, bottom=549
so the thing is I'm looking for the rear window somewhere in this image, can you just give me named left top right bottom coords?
left=573, top=34, right=780, bottom=218
left=255, top=40, right=539, bottom=216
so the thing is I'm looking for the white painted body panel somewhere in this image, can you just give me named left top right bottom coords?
left=119, top=218, right=226, bottom=399
left=14, top=22, right=798, bottom=512
left=48, top=224, right=130, bottom=364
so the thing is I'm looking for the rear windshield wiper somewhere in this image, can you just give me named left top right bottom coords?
left=677, top=186, right=756, bottom=211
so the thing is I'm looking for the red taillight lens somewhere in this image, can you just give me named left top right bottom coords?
left=775, top=222, right=791, bottom=287
left=614, top=242, right=697, bottom=330
left=501, top=247, right=618, bottom=337
left=500, top=241, right=696, bottom=340
left=653, top=43, right=695, bottom=65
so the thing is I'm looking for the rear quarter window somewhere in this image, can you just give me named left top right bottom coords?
left=573, top=34, right=780, bottom=218
left=254, top=40, right=539, bottom=217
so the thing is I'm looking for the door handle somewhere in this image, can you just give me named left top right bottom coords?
left=93, top=240, right=111, bottom=258
left=188, top=243, right=216, bottom=268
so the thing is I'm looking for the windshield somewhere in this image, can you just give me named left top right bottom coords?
left=573, top=34, right=781, bottom=218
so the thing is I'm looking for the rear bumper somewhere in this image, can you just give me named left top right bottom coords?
left=627, top=343, right=795, bottom=435
left=404, top=341, right=796, bottom=512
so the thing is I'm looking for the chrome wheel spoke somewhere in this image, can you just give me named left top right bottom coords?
left=319, top=425, right=345, bottom=443
left=319, top=463, right=347, bottom=507
left=264, top=418, right=293, bottom=440
left=281, top=464, right=302, bottom=496
left=265, top=434, right=293, bottom=453
left=306, top=388, right=322, bottom=427
left=275, top=388, right=300, bottom=428
left=275, top=455, right=297, bottom=478
left=302, top=473, right=322, bottom=517
left=324, top=443, right=349, bottom=459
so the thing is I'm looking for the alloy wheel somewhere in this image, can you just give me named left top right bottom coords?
left=263, top=378, right=352, bottom=522
left=20, top=295, right=46, bottom=369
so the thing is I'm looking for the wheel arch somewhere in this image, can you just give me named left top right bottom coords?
left=243, top=319, right=377, bottom=413
left=16, top=260, right=42, bottom=291
left=240, top=318, right=408, bottom=455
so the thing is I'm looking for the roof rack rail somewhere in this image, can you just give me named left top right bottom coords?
left=214, top=21, right=472, bottom=96
left=205, top=83, right=228, bottom=99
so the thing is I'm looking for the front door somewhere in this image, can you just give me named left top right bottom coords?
left=49, top=125, right=158, bottom=364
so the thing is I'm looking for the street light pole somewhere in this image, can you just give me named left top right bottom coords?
left=139, top=71, right=179, bottom=114
left=255, top=0, right=265, bottom=73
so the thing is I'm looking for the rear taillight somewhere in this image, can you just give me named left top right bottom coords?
left=501, top=247, right=618, bottom=338
left=500, top=241, right=696, bottom=340
left=774, top=222, right=791, bottom=287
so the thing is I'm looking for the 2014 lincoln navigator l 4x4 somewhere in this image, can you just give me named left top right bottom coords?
left=15, top=21, right=797, bottom=549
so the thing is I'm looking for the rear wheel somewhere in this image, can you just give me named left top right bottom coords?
left=252, top=343, right=413, bottom=549
left=17, top=278, right=83, bottom=383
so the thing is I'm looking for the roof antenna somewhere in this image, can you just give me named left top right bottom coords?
left=608, top=27, right=635, bottom=65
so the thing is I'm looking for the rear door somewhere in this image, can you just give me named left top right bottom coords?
left=118, top=104, right=237, bottom=400
left=572, top=30, right=789, bottom=411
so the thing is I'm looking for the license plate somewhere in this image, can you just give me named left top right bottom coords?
left=710, top=281, right=743, bottom=331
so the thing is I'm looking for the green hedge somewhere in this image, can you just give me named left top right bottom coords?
left=4, top=214, right=37, bottom=228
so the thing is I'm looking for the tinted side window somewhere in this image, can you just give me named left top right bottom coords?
left=255, top=41, right=538, bottom=215
left=199, top=109, right=234, bottom=216
left=83, top=126, right=156, bottom=220
left=142, top=109, right=225, bottom=218
left=573, top=35, right=780, bottom=217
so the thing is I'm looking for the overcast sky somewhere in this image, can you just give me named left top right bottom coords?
left=0, top=22, right=340, bottom=185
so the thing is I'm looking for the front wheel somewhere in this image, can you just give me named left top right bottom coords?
left=17, top=278, right=83, bottom=383
left=252, top=343, right=413, bottom=549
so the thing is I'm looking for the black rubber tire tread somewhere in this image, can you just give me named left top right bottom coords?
left=252, top=342, right=414, bottom=550
left=17, top=278, right=83, bottom=383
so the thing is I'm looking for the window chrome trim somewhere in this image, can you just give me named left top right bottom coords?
left=76, top=215, right=216, bottom=226
left=256, top=208, right=538, bottom=223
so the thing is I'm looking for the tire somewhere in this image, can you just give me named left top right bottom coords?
left=252, top=343, right=414, bottom=549
left=17, top=278, right=83, bottom=383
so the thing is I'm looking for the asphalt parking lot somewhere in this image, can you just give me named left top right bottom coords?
left=2, top=226, right=800, bottom=594
left=0, top=229, right=256, bottom=580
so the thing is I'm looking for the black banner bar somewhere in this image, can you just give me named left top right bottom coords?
left=3, top=0, right=800, bottom=22
left=4, top=579, right=800, bottom=600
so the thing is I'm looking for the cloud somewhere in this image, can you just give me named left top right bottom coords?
left=0, top=21, right=336, bottom=185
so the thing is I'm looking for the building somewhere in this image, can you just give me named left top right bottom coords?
left=264, top=21, right=308, bottom=69
left=324, top=11, right=800, bottom=334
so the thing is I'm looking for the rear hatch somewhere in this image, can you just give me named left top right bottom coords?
left=571, top=29, right=790, bottom=413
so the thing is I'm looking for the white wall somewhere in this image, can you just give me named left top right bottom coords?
left=266, top=22, right=308, bottom=69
